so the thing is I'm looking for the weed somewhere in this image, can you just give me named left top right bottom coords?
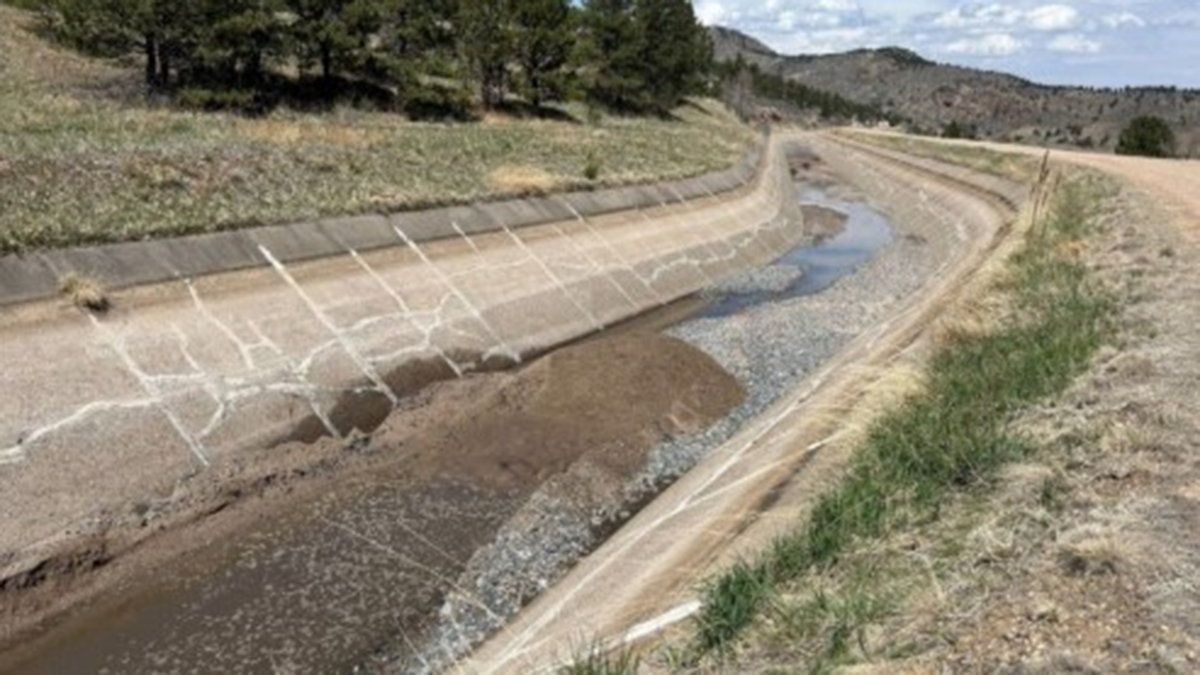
left=584, top=150, right=603, bottom=181
left=561, top=642, right=640, bottom=675
left=59, top=273, right=110, bottom=313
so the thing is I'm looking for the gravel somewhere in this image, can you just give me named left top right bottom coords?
left=390, top=179, right=952, bottom=673
left=705, top=263, right=805, bottom=296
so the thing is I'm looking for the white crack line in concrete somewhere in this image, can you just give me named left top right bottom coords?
left=88, top=315, right=211, bottom=467
left=549, top=222, right=642, bottom=314
left=192, top=277, right=345, bottom=441
left=500, top=223, right=603, bottom=332
left=0, top=399, right=160, bottom=466
left=562, top=202, right=669, bottom=306
left=393, top=226, right=522, bottom=365
left=348, top=248, right=465, bottom=377
left=259, top=245, right=399, bottom=406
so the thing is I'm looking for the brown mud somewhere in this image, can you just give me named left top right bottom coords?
left=0, top=333, right=743, bottom=674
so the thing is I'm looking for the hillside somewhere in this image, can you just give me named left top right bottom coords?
left=712, top=27, right=1200, bottom=156
left=0, top=4, right=754, bottom=254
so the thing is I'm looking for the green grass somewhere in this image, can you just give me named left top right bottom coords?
left=691, top=175, right=1118, bottom=663
left=0, top=5, right=755, bottom=254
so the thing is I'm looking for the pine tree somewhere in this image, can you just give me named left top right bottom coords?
left=458, top=0, right=514, bottom=109
left=287, top=0, right=386, bottom=82
left=51, top=0, right=193, bottom=89
left=190, top=0, right=287, bottom=87
left=580, top=0, right=644, bottom=111
left=634, top=0, right=710, bottom=111
left=511, top=0, right=572, bottom=109
left=1116, top=116, right=1176, bottom=158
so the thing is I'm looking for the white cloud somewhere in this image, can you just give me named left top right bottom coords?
left=933, top=4, right=1022, bottom=29
left=942, top=32, right=1026, bottom=56
left=1026, top=5, right=1080, bottom=31
left=931, top=3, right=1080, bottom=32
left=1047, top=33, right=1102, bottom=53
left=1101, top=12, right=1146, bottom=29
left=696, top=0, right=729, bottom=26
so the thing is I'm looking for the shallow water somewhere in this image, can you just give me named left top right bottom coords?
left=700, top=187, right=895, bottom=319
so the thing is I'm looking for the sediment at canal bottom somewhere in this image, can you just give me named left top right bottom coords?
left=0, top=333, right=745, bottom=675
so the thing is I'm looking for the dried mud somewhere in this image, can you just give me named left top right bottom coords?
left=0, top=333, right=743, bottom=674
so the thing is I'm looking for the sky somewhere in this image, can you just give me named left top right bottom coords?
left=695, top=0, right=1200, bottom=88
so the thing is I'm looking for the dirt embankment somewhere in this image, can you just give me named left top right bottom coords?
left=0, top=333, right=743, bottom=674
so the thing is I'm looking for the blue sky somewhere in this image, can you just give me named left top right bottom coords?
left=696, top=0, right=1200, bottom=88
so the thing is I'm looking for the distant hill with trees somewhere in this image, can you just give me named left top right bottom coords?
left=710, top=26, right=1200, bottom=157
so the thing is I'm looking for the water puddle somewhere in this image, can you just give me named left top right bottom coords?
left=701, top=187, right=894, bottom=319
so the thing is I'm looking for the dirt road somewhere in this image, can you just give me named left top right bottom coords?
left=459, top=134, right=1029, bottom=673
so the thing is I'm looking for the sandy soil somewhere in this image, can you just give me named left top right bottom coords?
left=0, top=333, right=743, bottom=674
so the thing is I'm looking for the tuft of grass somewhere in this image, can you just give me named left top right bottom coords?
left=0, top=4, right=756, bottom=255
left=560, top=642, right=641, bottom=675
left=691, top=174, right=1118, bottom=658
left=59, top=273, right=110, bottom=313
left=584, top=150, right=603, bottom=181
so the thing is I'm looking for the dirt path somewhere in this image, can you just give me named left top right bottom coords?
left=459, top=134, right=1027, bottom=673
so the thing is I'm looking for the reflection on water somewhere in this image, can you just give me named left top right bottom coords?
left=701, top=187, right=895, bottom=319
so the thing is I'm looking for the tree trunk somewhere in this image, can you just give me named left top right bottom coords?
left=320, top=41, right=333, bottom=80
left=144, top=33, right=159, bottom=89
left=159, top=47, right=171, bottom=89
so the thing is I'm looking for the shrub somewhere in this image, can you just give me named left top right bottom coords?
left=584, top=150, right=602, bottom=180
left=1116, top=116, right=1176, bottom=158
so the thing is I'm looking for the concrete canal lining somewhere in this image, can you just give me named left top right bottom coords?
left=0, top=133, right=804, bottom=608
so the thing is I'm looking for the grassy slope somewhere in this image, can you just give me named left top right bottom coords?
left=659, top=142, right=1121, bottom=672
left=0, top=5, right=755, bottom=255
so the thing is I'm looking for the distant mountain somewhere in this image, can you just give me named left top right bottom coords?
left=710, top=27, right=1200, bottom=156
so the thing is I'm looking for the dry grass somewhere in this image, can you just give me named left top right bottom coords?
left=488, top=165, right=562, bottom=195
left=59, top=273, right=110, bottom=313
left=837, top=129, right=1040, bottom=183
left=0, top=5, right=756, bottom=254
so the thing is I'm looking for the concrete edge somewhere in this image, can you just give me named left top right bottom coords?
left=0, top=138, right=771, bottom=308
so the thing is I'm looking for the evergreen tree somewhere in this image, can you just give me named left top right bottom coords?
left=580, top=0, right=644, bottom=111
left=51, top=0, right=193, bottom=89
left=458, top=0, right=514, bottom=109
left=1116, top=116, right=1176, bottom=158
left=511, top=0, right=572, bottom=109
left=383, top=0, right=458, bottom=74
left=288, top=0, right=386, bottom=82
left=634, top=0, right=710, bottom=110
left=189, top=0, right=287, bottom=87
